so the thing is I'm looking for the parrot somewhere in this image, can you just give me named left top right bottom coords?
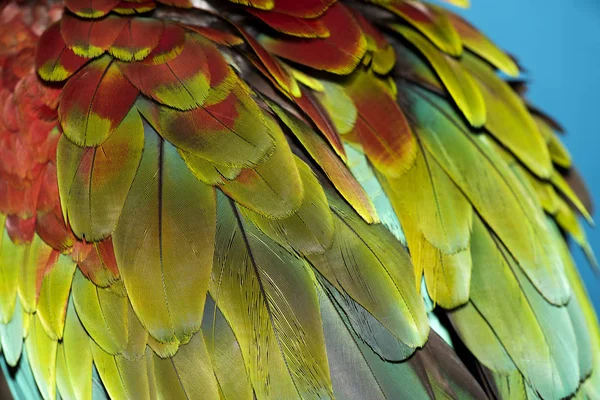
left=0, top=0, right=598, bottom=399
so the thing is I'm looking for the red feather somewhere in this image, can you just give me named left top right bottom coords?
left=35, top=208, right=75, bottom=252
left=272, top=0, right=335, bottom=18
left=137, top=84, right=273, bottom=168
left=35, top=163, right=75, bottom=252
left=249, top=9, right=330, bottom=38
left=2, top=48, right=36, bottom=92
left=260, top=3, right=367, bottom=74
left=59, top=56, right=139, bottom=146
left=141, top=23, right=186, bottom=65
left=35, top=22, right=88, bottom=82
left=64, top=0, right=121, bottom=18
left=185, top=25, right=244, bottom=47
left=201, top=38, right=237, bottom=105
left=237, top=26, right=299, bottom=95
left=60, top=13, right=129, bottom=58
left=119, top=35, right=211, bottom=110
left=76, top=238, right=119, bottom=286
left=109, top=18, right=164, bottom=61
left=6, top=214, right=36, bottom=244
left=347, top=71, right=416, bottom=177
left=352, top=11, right=388, bottom=51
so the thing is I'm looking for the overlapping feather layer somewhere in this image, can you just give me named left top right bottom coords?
left=0, top=0, right=597, bottom=399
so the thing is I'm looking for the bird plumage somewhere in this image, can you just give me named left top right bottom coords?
left=0, top=0, right=597, bottom=399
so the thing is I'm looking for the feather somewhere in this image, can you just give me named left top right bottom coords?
left=561, top=222, right=600, bottom=399
left=382, top=144, right=472, bottom=308
left=137, top=85, right=275, bottom=169
left=372, top=45, right=397, bottom=75
left=219, top=113, right=304, bottom=218
left=15, top=1, right=600, bottom=398
left=317, top=281, right=432, bottom=400
left=228, top=0, right=274, bottom=10
left=554, top=197, right=597, bottom=268
left=236, top=25, right=300, bottom=96
left=344, top=145, right=403, bottom=241
left=56, top=108, right=144, bottom=241
left=113, top=122, right=216, bottom=345
left=58, top=55, right=139, bottom=147
left=242, top=158, right=334, bottom=255
left=178, top=150, right=242, bottom=185
left=462, top=52, right=552, bottom=179
left=260, top=3, right=367, bottom=74
left=91, top=342, right=152, bottom=400
left=112, top=2, right=157, bottom=15
left=120, top=303, right=148, bottom=361
left=269, top=102, right=378, bottom=223
left=551, top=170, right=593, bottom=224
left=269, top=0, right=334, bottom=18
left=141, top=23, right=186, bottom=64
left=536, top=115, right=572, bottom=168
left=156, top=0, right=192, bottom=7
left=0, top=296, right=25, bottom=367
left=35, top=22, right=88, bottom=82
left=352, top=11, right=389, bottom=52
left=346, top=68, right=417, bottom=177
left=563, top=167, right=594, bottom=216
left=319, top=279, right=486, bottom=399
left=197, top=38, right=238, bottom=106
left=507, top=159, right=560, bottom=215
left=72, top=270, right=128, bottom=355
left=60, top=13, right=129, bottom=59
left=0, top=346, right=41, bottom=400
left=454, top=216, right=579, bottom=399
left=319, top=274, right=415, bottom=361
left=150, top=332, right=220, bottom=400
left=184, top=25, right=243, bottom=47
left=403, top=84, right=570, bottom=306
left=0, top=223, right=23, bottom=323
left=379, top=1, right=462, bottom=56
left=64, top=0, right=120, bottom=18
left=249, top=9, right=330, bottom=38
left=446, top=11, right=519, bottom=76
left=19, top=235, right=54, bottom=314
left=567, top=279, right=594, bottom=381
left=75, top=240, right=120, bottom=288
left=56, top=342, right=77, bottom=400
left=440, top=0, right=470, bottom=7
left=314, top=80, right=357, bottom=135
left=392, top=143, right=471, bottom=250
left=308, top=195, right=429, bottom=349
left=25, top=314, right=57, bottom=400
left=61, top=297, right=93, bottom=400
left=418, top=334, right=488, bottom=400
left=119, top=35, right=212, bottom=111
left=108, top=18, right=163, bottom=62
left=292, top=87, right=346, bottom=160
left=449, top=303, right=517, bottom=375
left=36, top=254, right=76, bottom=340
left=395, top=25, right=486, bottom=127
left=201, top=296, right=253, bottom=400
left=146, top=335, right=178, bottom=359
left=210, top=191, right=333, bottom=399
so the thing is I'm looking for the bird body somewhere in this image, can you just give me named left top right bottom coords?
left=0, top=0, right=598, bottom=399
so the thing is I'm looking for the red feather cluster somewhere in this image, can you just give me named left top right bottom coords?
left=0, top=3, right=65, bottom=246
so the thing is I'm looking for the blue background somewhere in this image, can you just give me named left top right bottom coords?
left=451, top=0, right=600, bottom=312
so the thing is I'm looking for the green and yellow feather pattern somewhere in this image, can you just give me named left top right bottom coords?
left=0, top=0, right=597, bottom=398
